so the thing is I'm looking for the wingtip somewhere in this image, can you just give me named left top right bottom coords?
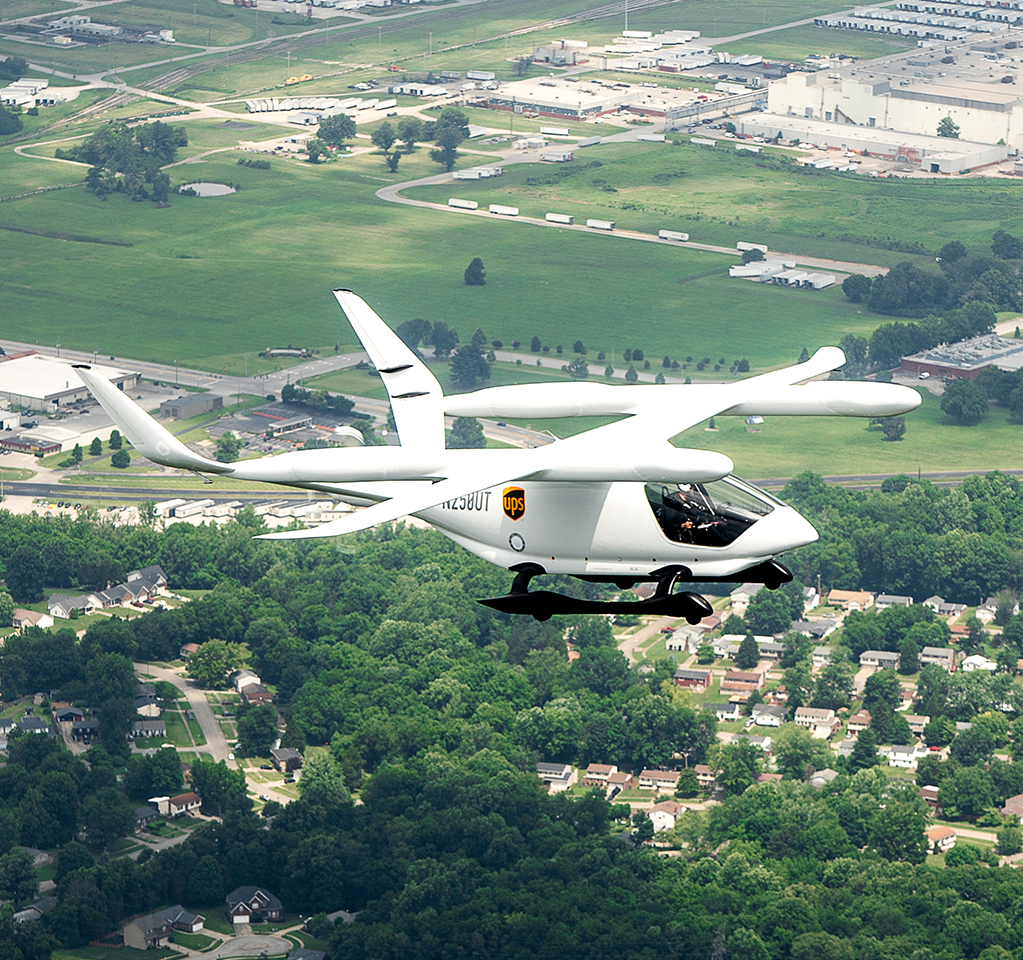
left=71, top=364, right=91, bottom=370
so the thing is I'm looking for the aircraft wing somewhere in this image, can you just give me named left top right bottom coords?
left=333, top=290, right=445, bottom=452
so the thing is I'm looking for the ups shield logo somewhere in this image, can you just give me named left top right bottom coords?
left=503, top=486, right=525, bottom=521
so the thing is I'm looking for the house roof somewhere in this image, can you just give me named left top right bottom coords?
left=585, top=764, right=615, bottom=775
left=650, top=800, right=683, bottom=816
left=921, top=646, right=953, bottom=658
left=639, top=768, right=679, bottom=781
left=795, top=707, right=835, bottom=721
left=270, top=747, right=302, bottom=762
left=674, top=669, right=710, bottom=681
left=927, top=825, right=956, bottom=840
left=752, top=704, right=786, bottom=717
left=226, top=886, right=282, bottom=912
left=170, top=792, right=201, bottom=806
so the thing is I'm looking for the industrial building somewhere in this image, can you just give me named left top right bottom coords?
left=766, top=27, right=1023, bottom=150
left=734, top=114, right=1007, bottom=171
left=900, top=334, right=1023, bottom=378
left=159, top=395, right=223, bottom=419
left=0, top=354, right=139, bottom=412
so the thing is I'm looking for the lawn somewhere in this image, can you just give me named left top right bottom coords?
left=726, top=25, right=914, bottom=62
left=171, top=933, right=219, bottom=951
left=54, top=949, right=179, bottom=960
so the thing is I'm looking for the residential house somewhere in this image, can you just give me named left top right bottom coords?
left=711, top=638, right=742, bottom=660
left=812, top=646, right=833, bottom=667
left=827, top=589, right=874, bottom=611
left=720, top=670, right=765, bottom=696
left=926, top=825, right=956, bottom=853
left=923, top=596, right=967, bottom=618
left=168, top=792, right=202, bottom=816
left=0, top=718, right=14, bottom=738
left=270, top=747, right=303, bottom=773
left=962, top=654, right=997, bottom=672
left=179, top=642, right=200, bottom=660
left=47, top=593, right=99, bottom=619
left=607, top=771, right=635, bottom=795
left=920, top=784, right=942, bottom=816
left=802, top=585, right=819, bottom=611
left=231, top=669, right=262, bottom=693
left=54, top=706, right=83, bottom=723
left=875, top=594, right=913, bottom=610
left=12, top=609, right=53, bottom=631
left=135, top=806, right=160, bottom=831
left=757, top=772, right=783, bottom=784
left=859, top=650, right=900, bottom=670
left=751, top=703, right=786, bottom=727
left=673, top=668, right=711, bottom=692
left=976, top=598, right=999, bottom=623
left=888, top=744, right=923, bottom=769
left=648, top=800, right=684, bottom=833
left=835, top=739, right=857, bottom=759
left=133, top=719, right=166, bottom=738
left=583, top=764, right=617, bottom=786
left=734, top=734, right=773, bottom=753
left=122, top=911, right=172, bottom=949
left=243, top=684, right=274, bottom=705
left=1003, top=793, right=1023, bottom=818
left=729, top=582, right=762, bottom=615
left=665, top=625, right=705, bottom=653
left=759, top=642, right=786, bottom=660
left=536, top=762, right=574, bottom=793
left=708, top=701, right=741, bottom=723
left=13, top=897, right=56, bottom=924
left=920, top=647, right=955, bottom=671
left=906, top=714, right=931, bottom=736
left=127, top=564, right=169, bottom=595
left=225, top=887, right=283, bottom=925
left=794, top=707, right=841, bottom=739
left=693, top=764, right=717, bottom=790
left=638, top=769, right=680, bottom=793
left=809, top=768, right=840, bottom=789
left=135, top=695, right=161, bottom=718
left=19, top=717, right=50, bottom=735
left=71, top=719, right=99, bottom=741
left=792, top=619, right=838, bottom=640
left=848, top=711, right=871, bottom=734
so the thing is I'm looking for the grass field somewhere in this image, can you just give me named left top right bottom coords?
left=0, top=143, right=890, bottom=374
left=677, top=388, right=1023, bottom=480
left=726, top=25, right=914, bottom=61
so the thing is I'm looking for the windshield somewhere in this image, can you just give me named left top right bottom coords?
left=645, top=477, right=777, bottom=547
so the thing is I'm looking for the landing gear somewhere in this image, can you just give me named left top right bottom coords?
left=479, top=563, right=713, bottom=623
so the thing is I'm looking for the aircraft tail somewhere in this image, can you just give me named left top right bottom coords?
left=333, top=290, right=445, bottom=451
left=72, top=365, right=232, bottom=474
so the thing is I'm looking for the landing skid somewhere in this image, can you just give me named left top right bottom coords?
left=478, top=563, right=714, bottom=623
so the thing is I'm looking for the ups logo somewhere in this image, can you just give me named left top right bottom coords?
left=503, top=486, right=525, bottom=521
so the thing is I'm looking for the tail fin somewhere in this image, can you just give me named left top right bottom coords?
left=72, top=366, right=231, bottom=474
left=334, top=290, right=445, bottom=452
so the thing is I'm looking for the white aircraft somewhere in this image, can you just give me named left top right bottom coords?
left=74, top=290, right=921, bottom=621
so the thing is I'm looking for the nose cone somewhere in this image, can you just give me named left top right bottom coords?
left=737, top=507, right=819, bottom=556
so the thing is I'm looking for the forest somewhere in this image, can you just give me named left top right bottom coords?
left=1, top=472, right=1023, bottom=958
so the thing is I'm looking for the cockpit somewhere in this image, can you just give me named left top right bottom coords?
left=645, top=477, right=782, bottom=548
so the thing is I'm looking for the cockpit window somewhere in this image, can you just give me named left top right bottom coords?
left=645, top=477, right=776, bottom=547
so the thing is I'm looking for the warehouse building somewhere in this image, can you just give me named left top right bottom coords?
left=0, top=354, right=139, bottom=411
left=901, top=334, right=1023, bottom=379
left=159, top=395, right=223, bottom=419
left=488, top=77, right=645, bottom=119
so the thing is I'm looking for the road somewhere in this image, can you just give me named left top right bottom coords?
left=617, top=617, right=676, bottom=665
left=136, top=662, right=232, bottom=762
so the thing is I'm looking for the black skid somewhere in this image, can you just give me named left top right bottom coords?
left=478, top=563, right=713, bottom=623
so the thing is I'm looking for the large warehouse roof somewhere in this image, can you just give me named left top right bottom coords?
left=0, top=354, right=138, bottom=409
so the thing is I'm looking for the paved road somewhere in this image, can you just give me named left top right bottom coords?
left=617, top=616, right=676, bottom=665
left=136, top=662, right=232, bottom=763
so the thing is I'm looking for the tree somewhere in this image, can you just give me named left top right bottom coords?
left=430, top=126, right=462, bottom=171
left=997, top=826, right=1023, bottom=855
left=187, top=639, right=242, bottom=688
left=746, top=588, right=798, bottom=635
left=397, top=116, right=422, bottom=152
left=5, top=544, right=46, bottom=602
left=447, top=417, right=485, bottom=449
left=111, top=449, right=131, bottom=469
left=951, top=725, right=996, bottom=766
left=317, top=113, right=356, bottom=148
left=464, top=257, right=486, bottom=286
left=937, top=116, right=960, bottom=139
left=237, top=703, right=279, bottom=756
left=880, top=416, right=906, bottom=441
left=735, top=634, right=759, bottom=670
left=773, top=723, right=824, bottom=779
left=625, top=366, right=638, bottom=383
left=71, top=443, right=83, bottom=462
left=430, top=321, right=459, bottom=358
left=941, top=378, right=988, bottom=425
left=299, top=751, right=350, bottom=806
left=842, top=274, right=872, bottom=303
left=567, top=359, right=588, bottom=380
left=992, top=229, right=1023, bottom=260
left=449, top=343, right=490, bottom=390
left=385, top=151, right=400, bottom=173
left=899, top=635, right=920, bottom=674
left=109, top=429, right=122, bottom=449
left=189, top=755, right=250, bottom=816
left=305, top=139, right=324, bottom=164
left=0, top=848, right=36, bottom=904
left=216, top=432, right=241, bottom=463
left=848, top=729, right=881, bottom=771
left=940, top=765, right=995, bottom=819
left=0, top=593, right=13, bottom=629
left=89, top=437, right=102, bottom=456
left=371, top=121, right=396, bottom=152
left=714, top=741, right=761, bottom=796
left=0, top=105, right=23, bottom=136
left=741, top=248, right=765, bottom=264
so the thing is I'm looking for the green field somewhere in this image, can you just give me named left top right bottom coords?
left=726, top=25, right=914, bottom=61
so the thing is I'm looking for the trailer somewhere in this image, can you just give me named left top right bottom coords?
left=586, top=218, right=615, bottom=231
left=489, top=204, right=519, bottom=216
left=173, top=499, right=215, bottom=519
left=466, top=70, right=495, bottom=81
left=737, top=241, right=768, bottom=253
left=539, top=150, right=573, bottom=162
left=375, top=98, right=397, bottom=110
left=440, top=71, right=461, bottom=80
left=636, top=133, right=666, bottom=142
left=540, top=125, right=570, bottom=137
left=153, top=498, right=187, bottom=518
left=577, top=135, right=601, bottom=147
left=691, top=136, right=716, bottom=147
left=449, top=198, right=479, bottom=209
left=546, top=213, right=574, bottom=224
left=357, top=98, right=379, bottom=110
left=658, top=229, right=689, bottom=242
